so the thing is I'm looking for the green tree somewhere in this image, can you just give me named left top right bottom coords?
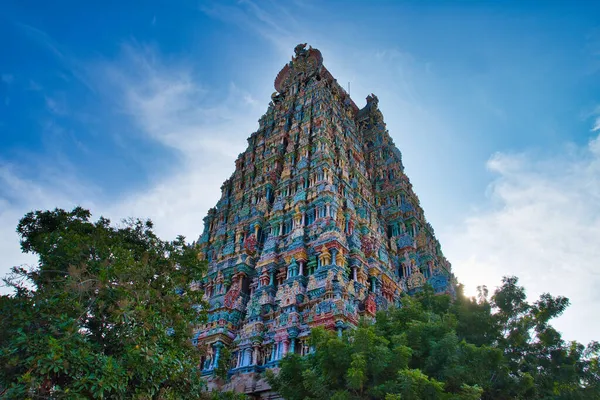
left=269, top=279, right=600, bottom=400
left=488, top=277, right=600, bottom=399
left=0, top=207, right=208, bottom=399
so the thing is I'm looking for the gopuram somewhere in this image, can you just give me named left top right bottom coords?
left=194, top=44, right=454, bottom=396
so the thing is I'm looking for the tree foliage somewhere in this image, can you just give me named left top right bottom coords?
left=0, top=208, right=208, bottom=399
left=269, top=280, right=600, bottom=400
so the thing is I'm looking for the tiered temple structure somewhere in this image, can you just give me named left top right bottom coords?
left=194, top=44, right=454, bottom=396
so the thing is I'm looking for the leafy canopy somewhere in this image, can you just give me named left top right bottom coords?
left=269, top=281, right=600, bottom=400
left=0, top=207, right=208, bottom=399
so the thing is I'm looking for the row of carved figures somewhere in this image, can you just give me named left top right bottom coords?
left=200, top=336, right=317, bottom=372
left=201, top=253, right=435, bottom=303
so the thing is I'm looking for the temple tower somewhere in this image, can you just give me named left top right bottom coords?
left=194, top=44, right=454, bottom=396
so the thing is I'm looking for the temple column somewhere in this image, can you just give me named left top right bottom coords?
left=279, top=222, right=284, bottom=235
left=213, top=341, right=223, bottom=368
left=299, top=261, right=304, bottom=276
left=283, top=340, right=290, bottom=356
left=278, top=342, right=283, bottom=359
left=245, top=348, right=252, bottom=366
left=301, top=212, right=306, bottom=225
left=271, top=344, right=276, bottom=362
left=331, top=248, right=338, bottom=265
left=252, top=344, right=259, bottom=365
left=270, top=270, right=275, bottom=286
left=352, top=266, right=357, bottom=281
left=236, top=350, right=241, bottom=368
left=239, top=349, right=245, bottom=367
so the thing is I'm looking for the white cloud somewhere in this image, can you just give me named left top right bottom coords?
left=592, top=117, right=600, bottom=132
left=589, top=105, right=600, bottom=132
left=96, top=43, right=262, bottom=153
left=95, top=43, right=263, bottom=240
left=442, top=135, right=600, bottom=344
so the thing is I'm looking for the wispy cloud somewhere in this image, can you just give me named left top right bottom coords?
left=16, top=22, right=96, bottom=94
left=44, top=94, right=68, bottom=115
left=442, top=134, right=600, bottom=344
left=95, top=42, right=263, bottom=240
left=95, top=42, right=262, bottom=154
left=591, top=106, right=600, bottom=132
left=1, top=37, right=265, bottom=293
left=200, top=0, right=301, bottom=55
left=1, top=74, right=14, bottom=85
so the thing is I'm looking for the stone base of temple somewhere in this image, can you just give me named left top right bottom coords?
left=207, top=369, right=280, bottom=399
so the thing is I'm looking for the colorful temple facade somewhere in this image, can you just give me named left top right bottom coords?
left=194, top=44, right=454, bottom=395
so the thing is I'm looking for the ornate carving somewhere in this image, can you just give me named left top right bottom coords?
left=244, top=234, right=258, bottom=255
left=361, top=235, right=378, bottom=257
left=365, top=293, right=377, bottom=316
left=407, top=270, right=426, bottom=290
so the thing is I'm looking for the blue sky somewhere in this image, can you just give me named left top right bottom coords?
left=1, top=1, right=600, bottom=343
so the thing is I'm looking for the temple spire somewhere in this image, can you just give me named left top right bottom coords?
left=194, top=44, right=453, bottom=394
